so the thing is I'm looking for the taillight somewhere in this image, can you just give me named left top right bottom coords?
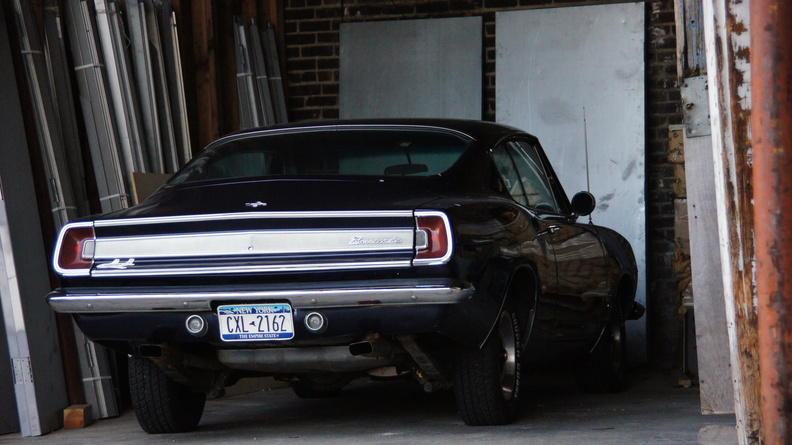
left=54, top=222, right=95, bottom=276
left=413, top=211, right=452, bottom=265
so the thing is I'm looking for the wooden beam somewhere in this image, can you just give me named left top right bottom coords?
left=682, top=130, right=734, bottom=414
left=216, top=2, right=239, bottom=135
left=702, top=1, right=760, bottom=444
left=191, top=0, right=219, bottom=148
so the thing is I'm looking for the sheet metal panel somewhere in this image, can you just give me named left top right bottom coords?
left=127, top=0, right=164, bottom=173
left=263, top=22, right=287, bottom=124
left=94, top=0, right=147, bottom=175
left=1, top=6, right=68, bottom=434
left=157, top=0, right=192, bottom=167
left=496, top=3, right=646, bottom=359
left=251, top=19, right=276, bottom=127
left=340, top=17, right=482, bottom=119
left=143, top=0, right=178, bottom=173
left=12, top=0, right=79, bottom=228
left=65, top=0, right=129, bottom=212
left=43, top=0, right=90, bottom=217
left=18, top=0, right=120, bottom=420
left=235, top=16, right=260, bottom=129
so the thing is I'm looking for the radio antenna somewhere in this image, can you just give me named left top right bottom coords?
left=583, top=107, right=593, bottom=224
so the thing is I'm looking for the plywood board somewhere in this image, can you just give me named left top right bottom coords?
left=340, top=17, right=482, bottom=119
left=131, top=172, right=172, bottom=204
left=496, top=3, right=647, bottom=359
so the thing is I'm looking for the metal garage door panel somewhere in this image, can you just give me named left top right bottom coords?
left=496, top=3, right=647, bottom=359
left=340, top=17, right=482, bottom=119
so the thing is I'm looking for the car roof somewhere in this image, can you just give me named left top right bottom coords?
left=215, top=119, right=533, bottom=148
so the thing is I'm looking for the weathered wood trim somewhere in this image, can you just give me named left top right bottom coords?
left=683, top=132, right=734, bottom=414
left=702, top=0, right=760, bottom=443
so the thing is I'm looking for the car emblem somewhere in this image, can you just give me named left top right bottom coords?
left=245, top=201, right=267, bottom=208
left=349, top=236, right=403, bottom=245
left=96, top=258, right=135, bottom=270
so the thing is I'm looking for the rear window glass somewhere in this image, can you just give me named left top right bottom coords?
left=169, top=128, right=472, bottom=184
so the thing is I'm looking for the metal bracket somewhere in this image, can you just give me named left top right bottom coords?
left=12, top=358, right=33, bottom=385
left=681, top=75, right=712, bottom=137
left=396, top=335, right=445, bottom=382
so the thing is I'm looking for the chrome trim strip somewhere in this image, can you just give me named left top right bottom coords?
left=48, top=284, right=474, bottom=313
left=93, top=210, right=414, bottom=228
left=93, top=229, right=414, bottom=259
left=90, top=260, right=413, bottom=277
left=52, top=221, right=94, bottom=277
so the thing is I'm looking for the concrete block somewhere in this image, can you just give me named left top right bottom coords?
left=697, top=424, right=738, bottom=445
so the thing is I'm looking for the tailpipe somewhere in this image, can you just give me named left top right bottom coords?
left=349, top=336, right=394, bottom=358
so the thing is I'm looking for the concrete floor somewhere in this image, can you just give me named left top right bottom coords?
left=0, top=366, right=737, bottom=444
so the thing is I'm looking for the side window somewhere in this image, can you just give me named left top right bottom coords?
left=508, top=140, right=559, bottom=212
left=491, top=144, right=529, bottom=207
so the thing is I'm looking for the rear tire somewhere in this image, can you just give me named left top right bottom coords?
left=128, top=355, right=206, bottom=433
left=454, top=310, right=521, bottom=425
left=578, top=307, right=627, bottom=393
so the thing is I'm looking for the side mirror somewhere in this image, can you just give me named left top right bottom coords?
left=571, top=191, right=596, bottom=216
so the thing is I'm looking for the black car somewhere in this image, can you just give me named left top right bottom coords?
left=48, top=119, right=642, bottom=433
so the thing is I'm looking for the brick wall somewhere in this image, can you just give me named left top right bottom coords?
left=283, top=0, right=684, bottom=365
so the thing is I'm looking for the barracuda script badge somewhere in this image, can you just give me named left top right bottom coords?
left=349, top=236, right=403, bottom=245
left=245, top=201, right=267, bottom=208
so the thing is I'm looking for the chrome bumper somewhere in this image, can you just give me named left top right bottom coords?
left=47, top=281, right=475, bottom=313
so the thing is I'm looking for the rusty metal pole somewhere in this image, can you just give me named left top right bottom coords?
left=752, top=1, right=792, bottom=444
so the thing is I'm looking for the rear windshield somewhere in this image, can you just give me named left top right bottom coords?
left=169, top=128, right=472, bottom=185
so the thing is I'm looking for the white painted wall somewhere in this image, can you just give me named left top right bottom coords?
left=496, top=3, right=647, bottom=359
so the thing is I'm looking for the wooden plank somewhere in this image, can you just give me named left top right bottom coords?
left=191, top=0, right=218, bottom=148
left=217, top=3, right=240, bottom=134
left=63, top=404, right=93, bottom=429
left=683, top=0, right=705, bottom=74
left=684, top=133, right=735, bottom=414
left=674, top=0, right=686, bottom=79
left=702, top=1, right=759, bottom=443
left=675, top=0, right=707, bottom=77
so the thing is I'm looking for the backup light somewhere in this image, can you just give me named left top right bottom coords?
left=304, top=312, right=327, bottom=333
left=185, top=315, right=208, bottom=337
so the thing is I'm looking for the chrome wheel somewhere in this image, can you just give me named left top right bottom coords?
left=498, top=311, right=518, bottom=400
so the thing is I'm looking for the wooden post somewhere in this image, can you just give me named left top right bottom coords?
left=191, top=0, right=219, bottom=148
left=702, top=1, right=761, bottom=444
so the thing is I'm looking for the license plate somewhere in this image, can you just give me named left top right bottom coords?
left=218, top=304, right=294, bottom=342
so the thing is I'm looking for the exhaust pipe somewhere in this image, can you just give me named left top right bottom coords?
left=349, top=337, right=394, bottom=358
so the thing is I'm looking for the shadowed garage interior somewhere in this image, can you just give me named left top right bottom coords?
left=0, top=0, right=788, bottom=443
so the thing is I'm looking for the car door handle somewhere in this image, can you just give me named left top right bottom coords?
left=537, top=225, right=561, bottom=237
